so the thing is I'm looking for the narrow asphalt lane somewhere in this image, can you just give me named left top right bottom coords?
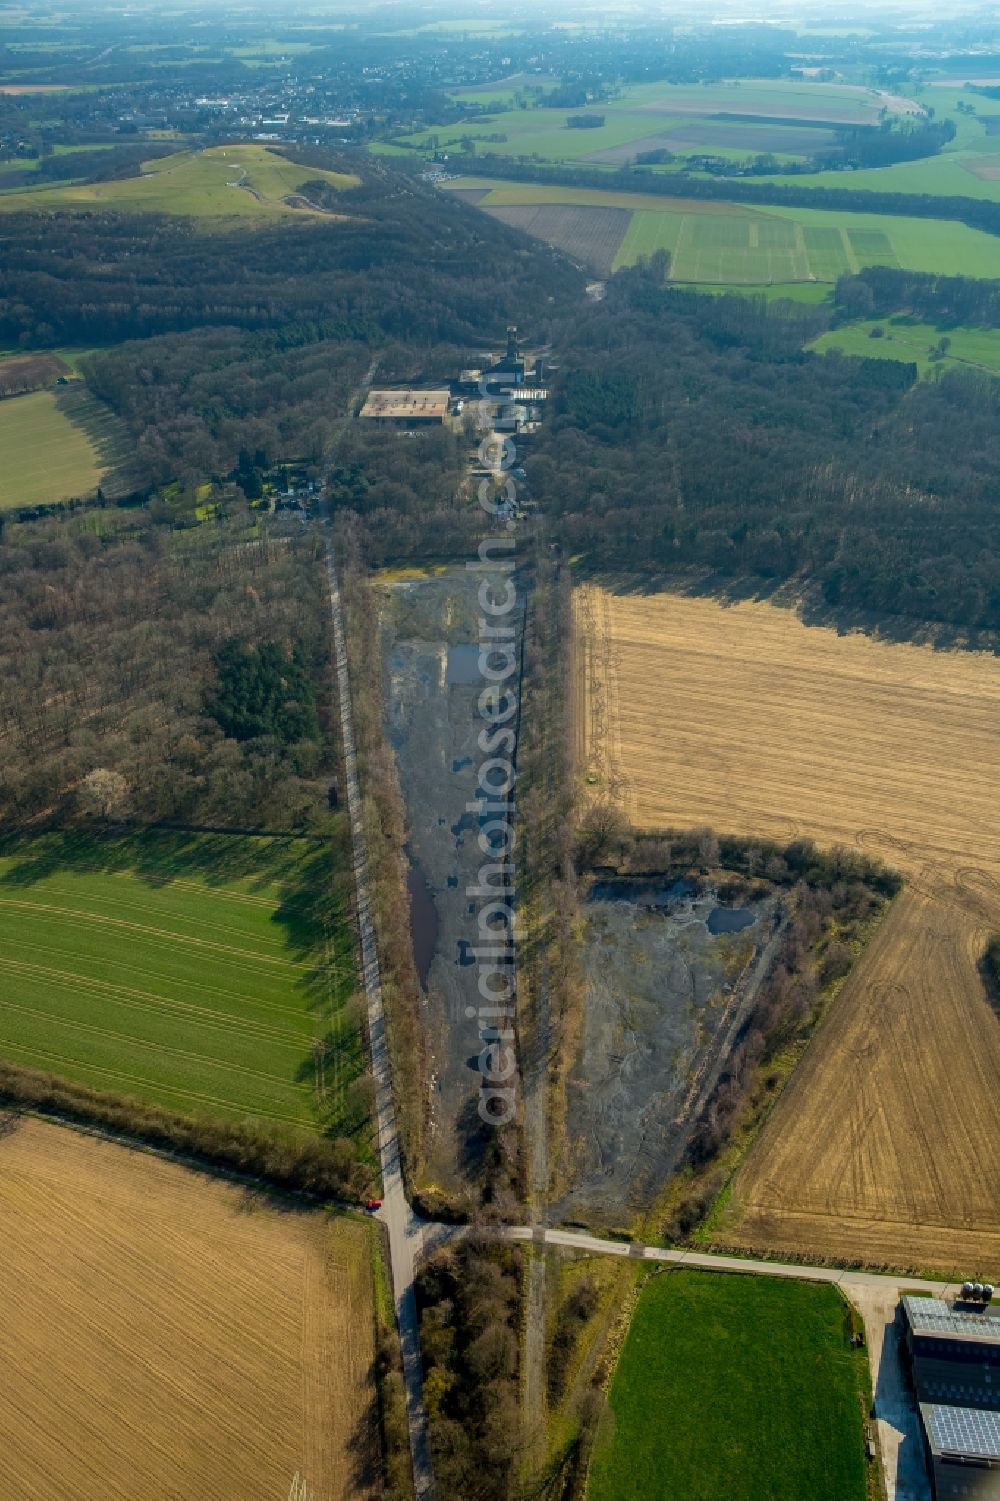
left=506, top=1225, right=958, bottom=1297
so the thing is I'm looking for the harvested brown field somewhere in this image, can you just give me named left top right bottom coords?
left=576, top=583, right=1000, bottom=1272
left=0, top=1117, right=378, bottom=1500
left=0, top=350, right=68, bottom=397
left=482, top=202, right=632, bottom=275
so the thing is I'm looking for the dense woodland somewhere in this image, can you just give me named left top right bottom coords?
left=0, top=506, right=339, bottom=832
left=526, top=262, right=1000, bottom=632
left=327, top=425, right=473, bottom=562
left=0, top=154, right=578, bottom=490
left=416, top=1237, right=523, bottom=1501
left=4, top=148, right=997, bottom=639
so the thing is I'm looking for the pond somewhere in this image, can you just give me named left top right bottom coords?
left=707, top=906, right=757, bottom=936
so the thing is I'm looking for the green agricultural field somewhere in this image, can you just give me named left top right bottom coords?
left=389, top=75, right=902, bottom=170
left=0, top=144, right=359, bottom=217
left=446, top=177, right=1000, bottom=284
left=587, top=1270, right=869, bottom=1501
left=0, top=388, right=121, bottom=507
left=810, top=315, right=1000, bottom=375
left=0, top=831, right=364, bottom=1139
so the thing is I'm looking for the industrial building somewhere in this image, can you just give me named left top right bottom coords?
left=359, top=389, right=451, bottom=426
left=902, top=1297, right=1000, bottom=1499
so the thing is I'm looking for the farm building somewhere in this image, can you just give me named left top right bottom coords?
left=917, top=1405, right=1000, bottom=1499
left=902, top=1298, right=1000, bottom=1408
left=902, top=1298, right=1000, bottom=1499
left=359, top=389, right=451, bottom=426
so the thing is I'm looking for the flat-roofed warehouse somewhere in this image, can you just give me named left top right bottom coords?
left=359, top=388, right=451, bottom=425
left=918, top=1403, right=1000, bottom=1499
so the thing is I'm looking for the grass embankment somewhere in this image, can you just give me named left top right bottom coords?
left=0, top=830, right=366, bottom=1143
left=0, top=144, right=359, bottom=218
left=587, top=1270, right=870, bottom=1501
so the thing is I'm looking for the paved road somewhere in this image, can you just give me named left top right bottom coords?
left=323, top=521, right=435, bottom=1501
left=851, top=1283, right=932, bottom=1501
left=506, top=1226, right=957, bottom=1296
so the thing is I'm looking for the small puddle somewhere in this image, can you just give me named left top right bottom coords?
left=446, top=643, right=480, bottom=685
left=407, top=856, right=439, bottom=988
left=707, top=906, right=756, bottom=936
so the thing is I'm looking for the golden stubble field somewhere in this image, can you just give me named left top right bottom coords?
left=0, top=1119, right=378, bottom=1500
left=576, top=583, right=1000, bottom=1272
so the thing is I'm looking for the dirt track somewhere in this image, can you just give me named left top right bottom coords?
left=576, top=584, right=1000, bottom=1272
left=0, top=1118, right=377, bottom=1500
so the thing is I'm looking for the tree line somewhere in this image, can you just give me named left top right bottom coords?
left=835, top=265, right=1000, bottom=327
left=443, top=152, right=1000, bottom=240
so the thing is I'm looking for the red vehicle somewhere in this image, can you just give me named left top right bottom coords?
left=366, top=1198, right=383, bottom=1212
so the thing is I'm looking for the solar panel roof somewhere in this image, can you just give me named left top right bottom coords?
left=922, top=1404, right=1000, bottom=1460
left=903, top=1297, right=1000, bottom=1344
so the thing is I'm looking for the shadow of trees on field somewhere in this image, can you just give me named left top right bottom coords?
left=591, top=567, right=999, bottom=655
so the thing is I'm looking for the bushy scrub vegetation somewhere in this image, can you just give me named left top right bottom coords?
left=575, top=822, right=897, bottom=1231
left=333, top=514, right=427, bottom=1189
left=416, top=1236, right=523, bottom=1501
left=0, top=1060, right=370, bottom=1198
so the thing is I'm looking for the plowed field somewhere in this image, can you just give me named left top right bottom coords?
left=0, top=1118, right=377, bottom=1500
left=576, top=584, right=1000, bottom=1272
